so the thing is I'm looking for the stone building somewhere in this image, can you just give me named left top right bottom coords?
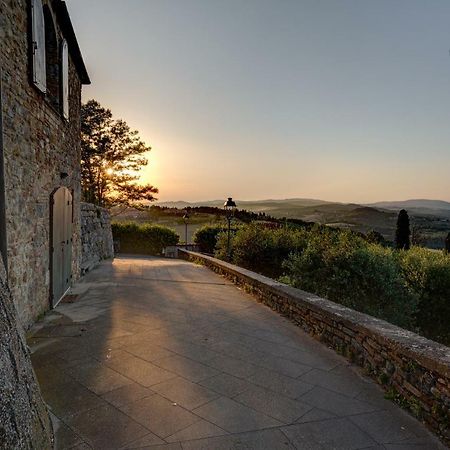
left=0, top=0, right=90, bottom=328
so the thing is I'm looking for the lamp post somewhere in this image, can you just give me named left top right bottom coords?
left=223, top=197, right=237, bottom=260
left=183, top=211, right=190, bottom=247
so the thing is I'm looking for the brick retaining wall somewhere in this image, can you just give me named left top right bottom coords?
left=179, top=250, right=450, bottom=444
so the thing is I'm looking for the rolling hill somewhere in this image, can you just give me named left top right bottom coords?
left=128, top=197, right=449, bottom=248
left=368, top=199, right=450, bottom=219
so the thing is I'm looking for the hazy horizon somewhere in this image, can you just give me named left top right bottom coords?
left=155, top=196, right=450, bottom=205
left=68, top=0, right=450, bottom=203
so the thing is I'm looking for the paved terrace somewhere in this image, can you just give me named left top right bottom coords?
left=29, top=257, right=445, bottom=450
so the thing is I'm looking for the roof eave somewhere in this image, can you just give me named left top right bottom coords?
left=54, top=1, right=91, bottom=85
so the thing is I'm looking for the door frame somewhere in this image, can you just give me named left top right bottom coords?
left=49, top=186, right=73, bottom=308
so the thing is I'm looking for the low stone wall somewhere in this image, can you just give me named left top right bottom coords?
left=164, top=244, right=201, bottom=258
left=0, top=259, right=53, bottom=448
left=81, top=203, right=114, bottom=274
left=179, top=250, right=450, bottom=444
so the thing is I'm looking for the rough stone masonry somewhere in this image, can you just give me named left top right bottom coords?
left=80, top=202, right=114, bottom=274
left=0, top=258, right=52, bottom=449
left=0, top=0, right=90, bottom=328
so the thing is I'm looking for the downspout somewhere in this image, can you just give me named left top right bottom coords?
left=0, top=69, right=7, bottom=272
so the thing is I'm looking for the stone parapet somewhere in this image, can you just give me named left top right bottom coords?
left=179, top=250, right=450, bottom=445
left=80, top=203, right=113, bottom=274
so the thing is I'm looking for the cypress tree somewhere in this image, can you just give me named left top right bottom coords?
left=445, top=232, right=450, bottom=253
left=395, top=209, right=411, bottom=250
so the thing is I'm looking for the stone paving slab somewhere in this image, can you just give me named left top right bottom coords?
left=28, top=256, right=446, bottom=449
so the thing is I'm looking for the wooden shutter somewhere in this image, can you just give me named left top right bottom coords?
left=62, top=39, right=69, bottom=119
left=31, top=0, right=46, bottom=93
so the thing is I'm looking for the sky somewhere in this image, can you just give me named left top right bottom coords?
left=68, top=0, right=450, bottom=203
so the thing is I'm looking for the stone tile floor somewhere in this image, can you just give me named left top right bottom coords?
left=28, top=256, right=446, bottom=449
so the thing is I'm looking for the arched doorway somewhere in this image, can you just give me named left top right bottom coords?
left=50, top=187, right=72, bottom=307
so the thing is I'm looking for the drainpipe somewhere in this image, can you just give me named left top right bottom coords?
left=0, top=69, right=7, bottom=272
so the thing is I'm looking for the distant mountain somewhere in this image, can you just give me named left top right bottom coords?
left=368, top=199, right=450, bottom=211
left=117, top=197, right=449, bottom=249
left=158, top=198, right=450, bottom=221
left=157, top=198, right=332, bottom=209
left=367, top=199, right=450, bottom=219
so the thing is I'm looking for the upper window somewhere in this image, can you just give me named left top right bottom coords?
left=30, top=0, right=69, bottom=119
left=61, top=40, right=69, bottom=120
left=43, top=5, right=60, bottom=109
left=31, top=0, right=46, bottom=93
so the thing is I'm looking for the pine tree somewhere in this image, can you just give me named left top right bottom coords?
left=81, top=100, right=158, bottom=209
left=395, top=209, right=411, bottom=250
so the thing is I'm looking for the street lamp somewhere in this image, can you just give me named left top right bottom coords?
left=183, top=211, right=190, bottom=247
left=223, top=197, right=237, bottom=260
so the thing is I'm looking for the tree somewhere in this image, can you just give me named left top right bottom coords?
left=81, top=100, right=158, bottom=209
left=366, top=230, right=386, bottom=246
left=445, top=232, right=450, bottom=253
left=411, top=226, right=425, bottom=247
left=395, top=209, right=411, bottom=250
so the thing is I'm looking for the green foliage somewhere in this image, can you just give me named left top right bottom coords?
left=445, top=232, right=450, bottom=253
left=378, top=372, right=390, bottom=385
left=193, top=224, right=227, bottom=253
left=112, top=222, right=179, bottom=255
left=366, top=230, right=386, bottom=246
left=213, top=222, right=450, bottom=345
left=214, top=231, right=235, bottom=261
left=384, top=388, right=411, bottom=411
left=282, top=227, right=417, bottom=329
left=81, top=100, right=158, bottom=209
left=215, top=223, right=308, bottom=279
left=399, top=247, right=450, bottom=344
left=395, top=209, right=411, bottom=250
left=411, top=226, right=425, bottom=247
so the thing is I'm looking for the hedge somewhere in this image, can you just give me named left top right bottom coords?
left=112, top=222, right=179, bottom=255
left=193, top=224, right=227, bottom=254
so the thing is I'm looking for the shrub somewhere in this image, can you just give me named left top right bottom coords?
left=112, top=222, right=179, bottom=255
left=215, top=223, right=308, bottom=279
left=399, top=248, right=450, bottom=344
left=193, top=224, right=227, bottom=254
left=212, top=221, right=450, bottom=345
left=366, top=230, right=386, bottom=246
left=282, top=227, right=418, bottom=329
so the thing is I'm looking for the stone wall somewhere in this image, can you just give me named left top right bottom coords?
left=179, top=250, right=450, bottom=445
left=81, top=203, right=114, bottom=274
left=0, top=0, right=84, bottom=327
left=0, top=258, right=53, bottom=449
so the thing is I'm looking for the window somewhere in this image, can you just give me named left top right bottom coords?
left=31, top=0, right=46, bottom=93
left=43, top=5, right=60, bottom=109
left=61, top=39, right=69, bottom=119
left=30, top=1, right=69, bottom=118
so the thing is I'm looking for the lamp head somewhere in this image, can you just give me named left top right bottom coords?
left=223, top=197, right=237, bottom=209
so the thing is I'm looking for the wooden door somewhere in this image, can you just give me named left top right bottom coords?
left=51, top=187, right=72, bottom=307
